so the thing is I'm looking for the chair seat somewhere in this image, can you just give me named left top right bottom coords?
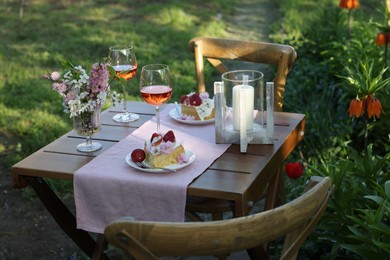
left=186, top=181, right=270, bottom=221
left=186, top=197, right=233, bottom=221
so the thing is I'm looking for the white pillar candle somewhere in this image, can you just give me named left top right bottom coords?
left=233, top=84, right=254, bottom=131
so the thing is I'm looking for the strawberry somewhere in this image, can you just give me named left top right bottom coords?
left=150, top=133, right=160, bottom=142
left=180, top=95, right=188, bottom=104
left=163, top=130, right=175, bottom=143
left=150, top=133, right=162, bottom=146
left=131, top=149, right=146, bottom=162
left=188, top=93, right=202, bottom=106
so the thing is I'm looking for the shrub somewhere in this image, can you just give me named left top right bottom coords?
left=274, top=1, right=390, bottom=258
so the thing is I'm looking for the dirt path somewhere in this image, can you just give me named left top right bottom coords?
left=227, top=0, right=278, bottom=41
left=224, top=0, right=280, bottom=83
left=0, top=1, right=278, bottom=259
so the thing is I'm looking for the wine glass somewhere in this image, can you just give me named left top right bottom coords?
left=108, top=45, right=139, bottom=122
left=140, top=64, right=173, bottom=133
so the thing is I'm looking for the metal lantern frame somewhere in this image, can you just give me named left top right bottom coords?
left=214, top=70, right=274, bottom=153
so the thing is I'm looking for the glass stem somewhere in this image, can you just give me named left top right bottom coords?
left=122, top=81, right=128, bottom=113
left=86, top=135, right=92, bottom=147
left=156, top=106, right=160, bottom=133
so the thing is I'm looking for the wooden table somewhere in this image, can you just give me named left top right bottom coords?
left=12, top=101, right=305, bottom=259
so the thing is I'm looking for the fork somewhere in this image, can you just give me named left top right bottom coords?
left=134, top=161, right=176, bottom=173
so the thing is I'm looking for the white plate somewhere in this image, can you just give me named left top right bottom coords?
left=169, top=108, right=215, bottom=125
left=126, top=150, right=196, bottom=173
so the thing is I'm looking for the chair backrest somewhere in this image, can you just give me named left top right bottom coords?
left=104, top=176, right=333, bottom=260
left=189, top=37, right=297, bottom=112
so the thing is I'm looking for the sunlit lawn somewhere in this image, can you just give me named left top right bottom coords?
left=0, top=0, right=235, bottom=163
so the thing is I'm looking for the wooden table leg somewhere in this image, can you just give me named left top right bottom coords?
left=25, top=176, right=99, bottom=258
left=233, top=198, right=268, bottom=260
left=245, top=167, right=285, bottom=260
left=264, top=166, right=284, bottom=211
left=253, top=166, right=284, bottom=259
left=92, top=234, right=109, bottom=260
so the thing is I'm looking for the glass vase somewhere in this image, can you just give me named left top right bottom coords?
left=73, top=109, right=102, bottom=152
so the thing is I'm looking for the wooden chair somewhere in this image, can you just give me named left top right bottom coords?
left=104, top=176, right=333, bottom=260
left=189, top=36, right=297, bottom=112
left=186, top=37, right=297, bottom=221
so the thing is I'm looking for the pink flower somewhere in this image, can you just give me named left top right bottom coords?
left=285, top=162, right=303, bottom=179
left=179, top=115, right=195, bottom=121
left=89, top=63, right=109, bottom=93
left=52, top=82, right=68, bottom=93
left=199, top=92, right=209, bottom=100
left=177, top=153, right=188, bottom=164
left=66, top=89, right=78, bottom=101
left=50, top=71, right=60, bottom=81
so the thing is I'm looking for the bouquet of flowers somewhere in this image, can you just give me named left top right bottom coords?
left=47, top=61, right=120, bottom=117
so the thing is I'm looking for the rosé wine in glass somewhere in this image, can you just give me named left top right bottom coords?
left=140, top=85, right=172, bottom=106
left=140, top=64, right=173, bottom=133
left=108, top=45, right=139, bottom=122
left=112, top=64, right=137, bottom=81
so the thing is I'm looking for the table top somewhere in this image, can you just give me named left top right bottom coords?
left=12, top=101, right=305, bottom=215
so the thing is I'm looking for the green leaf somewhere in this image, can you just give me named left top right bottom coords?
left=369, top=223, right=390, bottom=236
left=63, top=60, right=74, bottom=68
left=372, top=242, right=390, bottom=253
left=338, top=58, right=390, bottom=97
left=340, top=243, right=385, bottom=259
left=385, top=181, right=390, bottom=198
left=364, top=195, right=384, bottom=205
left=347, top=226, right=369, bottom=243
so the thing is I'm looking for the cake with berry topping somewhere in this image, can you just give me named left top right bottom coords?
left=179, top=92, right=215, bottom=121
left=139, top=130, right=186, bottom=168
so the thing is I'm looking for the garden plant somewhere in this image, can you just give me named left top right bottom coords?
left=274, top=0, right=390, bottom=258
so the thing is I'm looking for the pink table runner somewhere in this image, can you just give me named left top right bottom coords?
left=74, top=104, right=230, bottom=233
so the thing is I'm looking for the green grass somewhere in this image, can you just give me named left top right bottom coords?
left=0, top=0, right=235, bottom=165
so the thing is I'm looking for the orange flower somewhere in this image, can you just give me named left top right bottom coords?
left=366, top=96, right=383, bottom=119
left=376, top=32, right=390, bottom=46
left=348, top=98, right=364, bottom=118
left=339, top=0, right=359, bottom=9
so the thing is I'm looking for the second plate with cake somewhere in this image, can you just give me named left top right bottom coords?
left=169, top=108, right=215, bottom=125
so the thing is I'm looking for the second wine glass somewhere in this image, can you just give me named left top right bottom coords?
left=108, top=45, right=139, bottom=122
left=140, top=64, right=173, bottom=133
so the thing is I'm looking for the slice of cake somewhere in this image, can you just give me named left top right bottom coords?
left=179, top=92, right=215, bottom=121
left=143, top=130, right=186, bottom=168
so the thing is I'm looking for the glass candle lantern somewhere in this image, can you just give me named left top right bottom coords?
left=214, top=70, right=274, bottom=153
